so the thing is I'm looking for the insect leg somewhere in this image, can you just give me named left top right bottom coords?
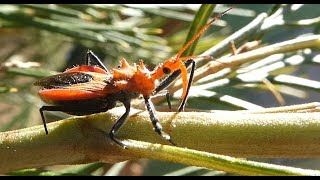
left=178, top=59, right=195, bottom=112
left=144, top=97, right=176, bottom=146
left=152, top=59, right=194, bottom=112
left=150, top=90, right=172, bottom=111
left=165, top=91, right=172, bottom=112
left=39, top=106, right=69, bottom=134
left=86, top=50, right=110, bottom=73
left=153, top=59, right=193, bottom=96
left=40, top=105, right=105, bottom=134
left=109, top=100, right=131, bottom=148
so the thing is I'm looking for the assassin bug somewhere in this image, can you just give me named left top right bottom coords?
left=34, top=6, right=235, bottom=148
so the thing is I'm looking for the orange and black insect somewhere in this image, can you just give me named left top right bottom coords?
left=34, top=6, right=234, bottom=148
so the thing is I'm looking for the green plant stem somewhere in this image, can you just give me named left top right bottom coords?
left=1, top=103, right=320, bottom=173
left=124, top=140, right=320, bottom=176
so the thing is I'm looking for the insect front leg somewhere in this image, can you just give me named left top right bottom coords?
left=178, top=59, right=195, bottom=112
left=151, top=89, right=172, bottom=111
left=165, top=91, right=172, bottom=112
left=153, top=59, right=193, bottom=95
left=153, top=59, right=195, bottom=112
left=144, top=97, right=176, bottom=146
left=86, top=50, right=110, bottom=73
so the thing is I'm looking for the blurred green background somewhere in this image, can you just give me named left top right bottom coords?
left=0, top=4, right=320, bottom=176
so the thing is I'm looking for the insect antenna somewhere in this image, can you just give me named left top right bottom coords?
left=159, top=5, right=236, bottom=111
left=174, top=5, right=237, bottom=62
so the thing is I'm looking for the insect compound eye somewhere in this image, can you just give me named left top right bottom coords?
left=162, top=67, right=171, bottom=74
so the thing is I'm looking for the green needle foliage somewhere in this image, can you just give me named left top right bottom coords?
left=0, top=4, right=320, bottom=176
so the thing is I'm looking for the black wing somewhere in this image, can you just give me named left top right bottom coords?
left=34, top=72, right=94, bottom=89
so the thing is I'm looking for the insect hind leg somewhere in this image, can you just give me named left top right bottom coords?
left=39, top=105, right=107, bottom=135
left=39, top=106, right=70, bottom=134
left=86, top=50, right=110, bottom=73
left=109, top=100, right=131, bottom=149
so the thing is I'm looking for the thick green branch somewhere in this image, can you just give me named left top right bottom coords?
left=124, top=140, right=320, bottom=176
left=2, top=103, right=320, bottom=173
